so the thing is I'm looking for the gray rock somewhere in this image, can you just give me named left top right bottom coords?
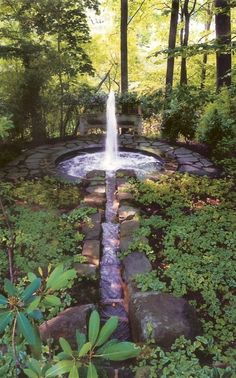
left=86, top=185, right=106, bottom=195
left=83, top=194, right=106, bottom=208
left=120, top=220, right=140, bottom=238
left=118, top=205, right=138, bottom=222
left=82, top=240, right=100, bottom=265
left=74, top=263, right=97, bottom=278
left=122, top=252, right=152, bottom=282
left=129, top=292, right=202, bottom=350
left=39, top=304, right=95, bottom=347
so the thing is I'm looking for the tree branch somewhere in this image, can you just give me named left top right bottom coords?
left=128, top=0, right=146, bottom=25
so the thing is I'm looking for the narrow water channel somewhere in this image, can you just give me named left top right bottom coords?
left=100, top=170, right=130, bottom=340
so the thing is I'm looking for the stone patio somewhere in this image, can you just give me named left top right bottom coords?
left=0, top=135, right=219, bottom=180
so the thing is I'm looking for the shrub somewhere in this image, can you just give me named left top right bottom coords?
left=197, top=87, right=236, bottom=173
left=162, top=85, right=209, bottom=142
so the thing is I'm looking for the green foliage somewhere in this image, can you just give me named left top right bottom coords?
left=135, top=271, right=167, bottom=292
left=0, top=115, right=14, bottom=139
left=136, top=336, right=235, bottom=378
left=0, top=265, right=76, bottom=349
left=197, top=87, right=236, bottom=176
left=129, top=173, right=236, bottom=369
left=30, top=310, right=140, bottom=378
left=162, top=85, right=209, bottom=142
left=0, top=178, right=85, bottom=282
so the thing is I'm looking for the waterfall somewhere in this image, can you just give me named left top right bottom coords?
left=104, top=91, right=118, bottom=168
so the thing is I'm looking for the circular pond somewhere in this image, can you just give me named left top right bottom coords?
left=57, top=148, right=163, bottom=179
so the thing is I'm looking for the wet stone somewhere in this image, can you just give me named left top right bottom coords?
left=86, top=170, right=106, bottom=179
left=82, top=240, right=100, bottom=265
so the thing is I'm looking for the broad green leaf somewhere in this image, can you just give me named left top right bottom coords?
left=21, top=278, right=41, bottom=302
left=46, top=265, right=64, bottom=290
left=28, top=358, right=41, bottom=375
left=4, top=279, right=17, bottom=296
left=87, top=362, right=98, bottom=378
left=95, top=316, right=118, bottom=347
left=0, top=294, right=8, bottom=305
left=28, top=272, right=37, bottom=282
left=44, top=295, right=61, bottom=307
left=23, top=369, right=38, bottom=378
left=76, top=330, right=86, bottom=352
left=69, top=364, right=79, bottom=378
left=78, top=342, right=92, bottom=357
left=45, top=360, right=74, bottom=377
left=17, top=312, right=36, bottom=345
left=94, top=339, right=119, bottom=354
left=26, top=296, right=41, bottom=312
left=47, top=269, right=77, bottom=291
left=28, top=310, right=43, bottom=320
left=96, top=341, right=140, bottom=361
left=88, top=310, right=100, bottom=346
left=0, top=311, right=13, bottom=332
left=57, top=352, right=73, bottom=360
left=59, top=337, right=73, bottom=356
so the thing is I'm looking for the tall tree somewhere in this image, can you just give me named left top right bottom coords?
left=180, top=0, right=196, bottom=86
left=200, top=2, right=213, bottom=89
left=121, top=0, right=128, bottom=95
left=215, top=0, right=231, bottom=89
left=166, top=0, right=179, bottom=90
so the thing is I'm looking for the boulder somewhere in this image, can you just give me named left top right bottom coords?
left=122, top=252, right=152, bottom=282
left=129, top=292, right=201, bottom=350
left=39, top=304, right=95, bottom=347
left=120, top=220, right=140, bottom=238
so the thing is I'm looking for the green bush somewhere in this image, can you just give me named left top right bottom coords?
left=162, top=85, right=209, bottom=142
left=197, top=87, right=236, bottom=173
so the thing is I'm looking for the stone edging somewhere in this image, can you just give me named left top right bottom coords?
left=0, top=135, right=219, bottom=181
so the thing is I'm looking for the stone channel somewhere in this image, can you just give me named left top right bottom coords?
left=1, top=135, right=219, bottom=376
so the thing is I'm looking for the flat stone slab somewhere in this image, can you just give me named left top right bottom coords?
left=74, top=263, right=97, bottom=278
left=86, top=185, right=106, bottom=195
left=83, top=194, right=106, bottom=208
left=120, top=220, right=140, bottom=238
left=118, top=205, right=138, bottom=222
left=122, top=252, right=152, bottom=282
left=82, top=240, right=100, bottom=265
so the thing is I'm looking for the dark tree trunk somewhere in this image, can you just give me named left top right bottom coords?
left=121, top=0, right=128, bottom=95
left=215, top=0, right=231, bottom=89
left=201, top=4, right=213, bottom=89
left=22, top=57, right=46, bottom=143
left=166, top=0, right=179, bottom=90
left=180, top=0, right=196, bottom=86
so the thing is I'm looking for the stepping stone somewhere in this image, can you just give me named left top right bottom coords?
left=86, top=185, right=106, bottom=195
left=82, top=240, right=100, bottom=266
left=83, top=194, right=106, bottom=208
left=74, top=263, right=97, bottom=278
left=122, top=252, right=152, bottom=282
left=120, top=220, right=140, bottom=238
left=118, top=205, right=139, bottom=222
left=82, top=212, right=102, bottom=240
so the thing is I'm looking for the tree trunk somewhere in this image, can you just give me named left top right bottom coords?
left=215, top=0, right=231, bottom=89
left=166, top=0, right=179, bottom=90
left=180, top=10, right=190, bottom=86
left=121, top=0, right=128, bottom=95
left=180, top=0, right=196, bottom=86
left=200, top=4, right=213, bottom=89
